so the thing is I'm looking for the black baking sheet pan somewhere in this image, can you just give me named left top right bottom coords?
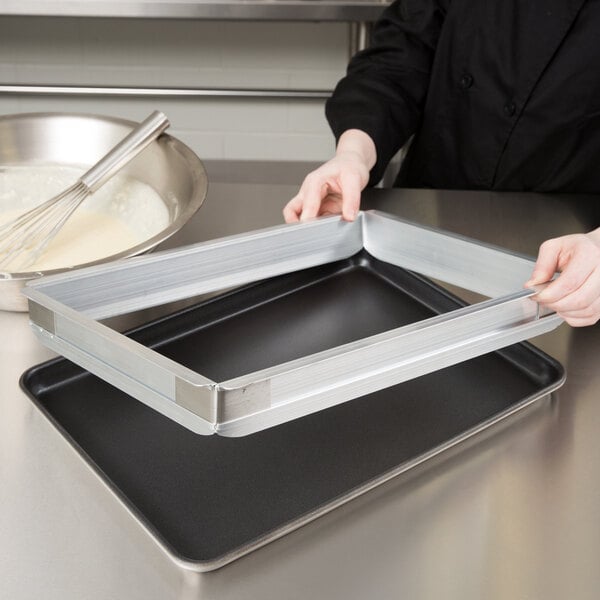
left=21, top=251, right=564, bottom=570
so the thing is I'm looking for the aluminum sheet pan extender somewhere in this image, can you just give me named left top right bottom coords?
left=23, top=210, right=564, bottom=436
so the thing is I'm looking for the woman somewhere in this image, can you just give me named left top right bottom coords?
left=284, top=0, right=600, bottom=326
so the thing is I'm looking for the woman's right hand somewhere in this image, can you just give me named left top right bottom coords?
left=283, top=129, right=377, bottom=223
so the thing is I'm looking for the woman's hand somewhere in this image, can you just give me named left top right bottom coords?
left=525, top=228, right=600, bottom=326
left=283, top=129, right=376, bottom=223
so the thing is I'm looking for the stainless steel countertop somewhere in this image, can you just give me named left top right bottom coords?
left=2, top=164, right=600, bottom=599
left=0, top=0, right=390, bottom=22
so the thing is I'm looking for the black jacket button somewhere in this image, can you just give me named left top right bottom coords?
left=459, top=74, right=474, bottom=89
left=504, top=101, right=516, bottom=117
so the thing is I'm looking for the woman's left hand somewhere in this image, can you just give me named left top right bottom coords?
left=525, top=228, right=600, bottom=327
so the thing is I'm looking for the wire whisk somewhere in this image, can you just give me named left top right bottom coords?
left=0, top=110, right=170, bottom=272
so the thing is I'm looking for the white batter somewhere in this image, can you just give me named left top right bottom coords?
left=0, top=165, right=170, bottom=272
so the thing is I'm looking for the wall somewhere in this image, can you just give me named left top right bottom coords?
left=0, top=16, right=351, bottom=163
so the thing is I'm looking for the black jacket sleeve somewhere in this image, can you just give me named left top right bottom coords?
left=326, top=0, right=450, bottom=185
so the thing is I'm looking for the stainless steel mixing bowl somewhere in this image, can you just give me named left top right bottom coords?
left=0, top=112, right=207, bottom=311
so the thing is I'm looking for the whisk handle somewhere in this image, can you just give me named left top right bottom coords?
left=80, top=110, right=170, bottom=193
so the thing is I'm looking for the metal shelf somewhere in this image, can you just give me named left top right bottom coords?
left=0, top=0, right=390, bottom=22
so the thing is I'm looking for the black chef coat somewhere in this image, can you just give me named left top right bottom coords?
left=326, top=0, right=600, bottom=192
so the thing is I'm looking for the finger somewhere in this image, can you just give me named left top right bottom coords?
left=541, top=269, right=600, bottom=316
left=338, top=171, right=362, bottom=221
left=539, top=269, right=600, bottom=327
left=535, top=258, right=594, bottom=305
left=283, top=195, right=303, bottom=223
left=559, top=307, right=600, bottom=327
left=300, top=175, right=329, bottom=221
left=558, top=308, right=599, bottom=323
left=574, top=317, right=599, bottom=326
left=525, top=239, right=562, bottom=287
left=563, top=316, right=598, bottom=327
left=320, top=194, right=344, bottom=216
